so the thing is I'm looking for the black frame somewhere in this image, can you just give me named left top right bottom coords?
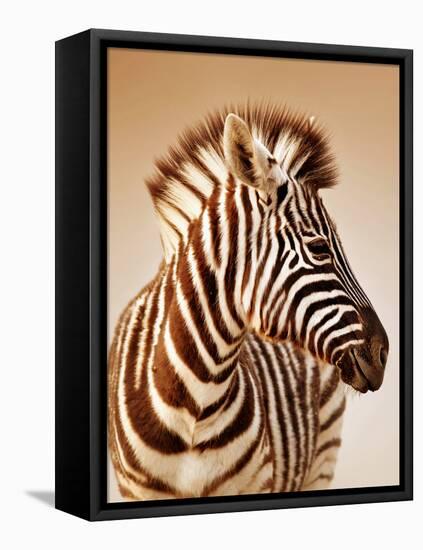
left=55, top=28, right=413, bottom=521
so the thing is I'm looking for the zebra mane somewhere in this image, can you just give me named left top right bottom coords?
left=146, top=102, right=338, bottom=261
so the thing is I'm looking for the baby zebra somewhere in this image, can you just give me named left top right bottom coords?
left=108, top=104, right=388, bottom=500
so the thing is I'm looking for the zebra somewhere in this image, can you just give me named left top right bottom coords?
left=108, top=103, right=389, bottom=500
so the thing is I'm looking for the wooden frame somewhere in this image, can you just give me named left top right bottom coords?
left=55, top=28, right=413, bottom=521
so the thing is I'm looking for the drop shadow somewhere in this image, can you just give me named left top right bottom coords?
left=26, top=490, right=55, bottom=508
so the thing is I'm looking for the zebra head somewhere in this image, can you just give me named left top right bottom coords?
left=223, top=113, right=389, bottom=393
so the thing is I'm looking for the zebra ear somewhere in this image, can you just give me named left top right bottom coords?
left=223, top=113, right=265, bottom=189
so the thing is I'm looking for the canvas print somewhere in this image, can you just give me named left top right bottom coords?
left=107, top=49, right=399, bottom=502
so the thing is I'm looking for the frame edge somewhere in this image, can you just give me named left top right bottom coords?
left=55, top=29, right=92, bottom=521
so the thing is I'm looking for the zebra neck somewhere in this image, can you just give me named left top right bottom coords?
left=151, top=228, right=247, bottom=415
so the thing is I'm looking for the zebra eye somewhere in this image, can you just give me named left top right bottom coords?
left=307, top=238, right=331, bottom=260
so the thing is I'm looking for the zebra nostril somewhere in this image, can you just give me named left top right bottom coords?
left=379, top=346, right=388, bottom=368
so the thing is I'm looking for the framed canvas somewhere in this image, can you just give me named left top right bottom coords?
left=55, top=29, right=413, bottom=521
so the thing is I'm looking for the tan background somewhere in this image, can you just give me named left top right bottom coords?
left=107, top=48, right=399, bottom=502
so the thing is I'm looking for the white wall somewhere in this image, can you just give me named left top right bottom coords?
left=0, top=1, right=420, bottom=548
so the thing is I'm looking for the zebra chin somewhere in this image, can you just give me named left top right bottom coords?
left=335, top=308, right=389, bottom=394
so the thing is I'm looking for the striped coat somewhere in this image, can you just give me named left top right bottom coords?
left=109, top=266, right=345, bottom=500
left=109, top=103, right=387, bottom=501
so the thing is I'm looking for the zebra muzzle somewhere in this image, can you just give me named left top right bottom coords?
left=349, top=347, right=384, bottom=392
left=337, top=350, right=372, bottom=393
left=338, top=307, right=389, bottom=393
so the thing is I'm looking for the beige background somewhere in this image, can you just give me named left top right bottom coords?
left=107, top=48, right=399, bottom=502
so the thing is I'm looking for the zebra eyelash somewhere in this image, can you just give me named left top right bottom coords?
left=306, top=237, right=332, bottom=260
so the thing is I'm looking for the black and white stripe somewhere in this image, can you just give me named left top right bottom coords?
left=108, top=104, right=387, bottom=500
